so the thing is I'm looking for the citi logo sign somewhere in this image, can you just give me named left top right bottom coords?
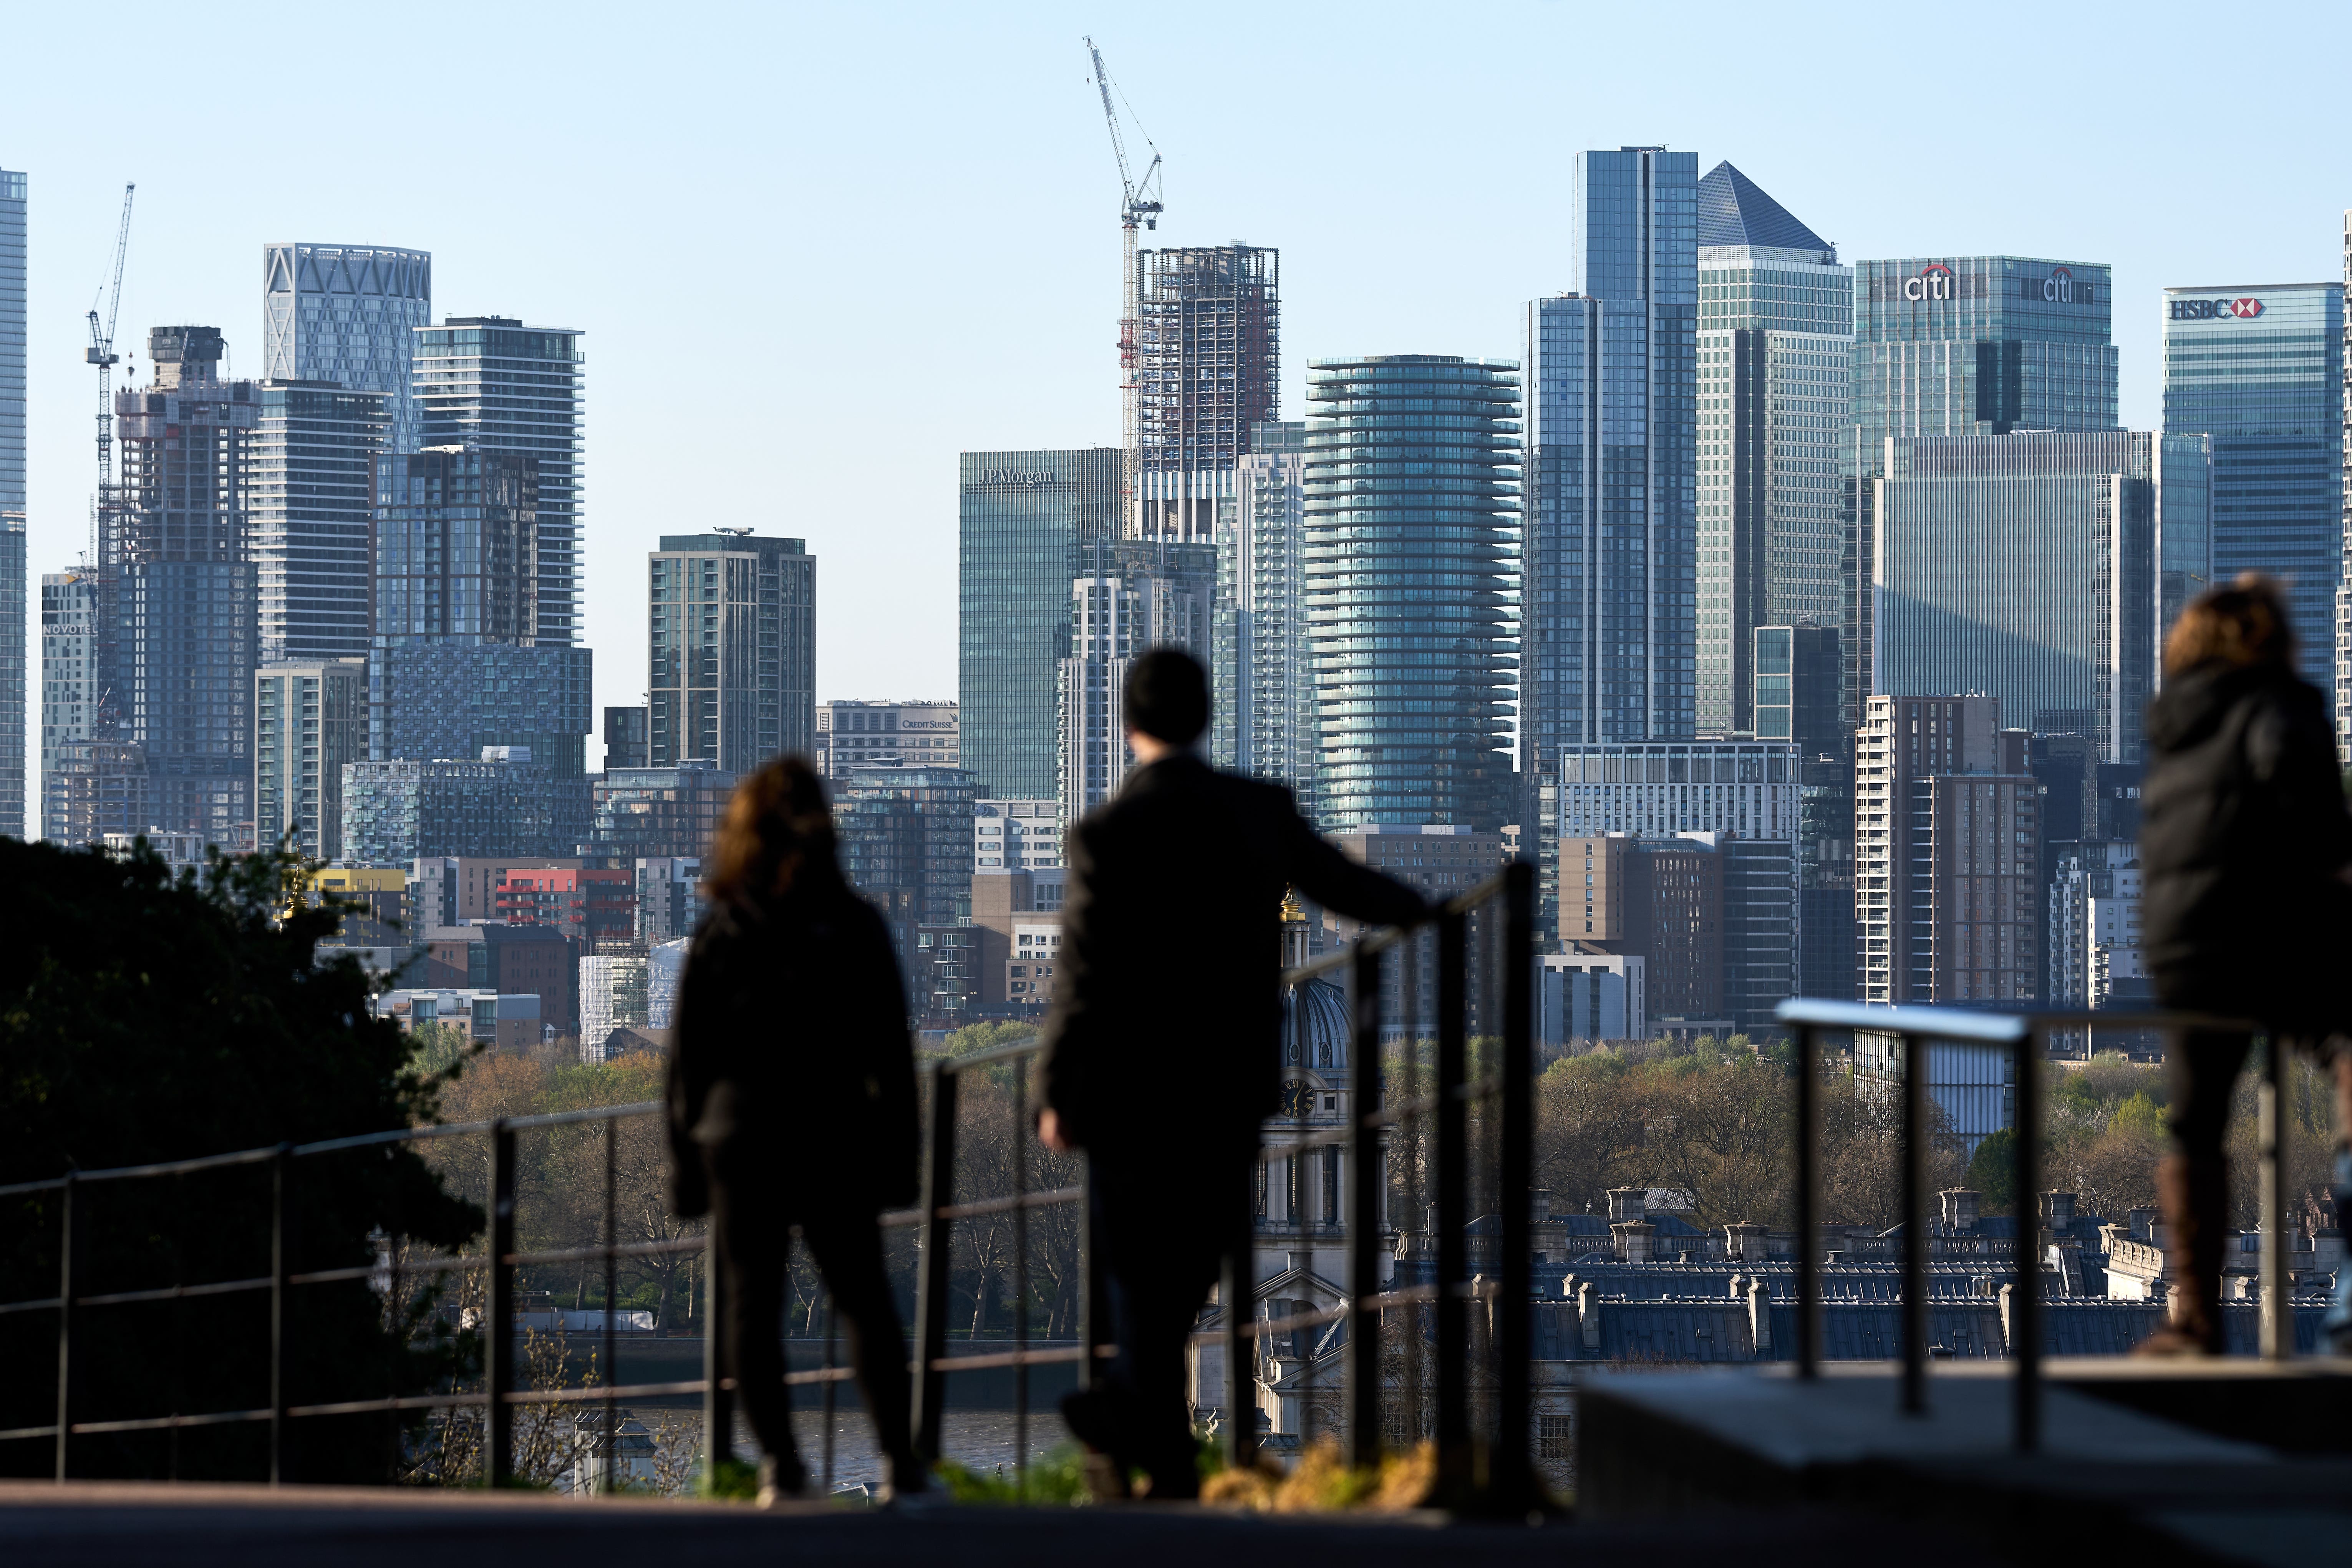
left=2041, top=268, right=2078, bottom=303
left=1903, top=264, right=1954, bottom=302
left=2169, top=297, right=2265, bottom=320
left=980, top=468, right=1057, bottom=486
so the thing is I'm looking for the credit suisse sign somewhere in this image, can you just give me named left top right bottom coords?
left=2169, top=297, right=2265, bottom=320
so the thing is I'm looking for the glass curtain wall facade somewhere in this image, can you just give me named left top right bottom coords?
left=1873, top=431, right=2177, bottom=766
left=646, top=532, right=816, bottom=772
left=1521, top=147, right=1698, bottom=779
left=1134, top=245, right=1280, bottom=542
left=2157, top=282, right=2344, bottom=718
left=254, top=658, right=364, bottom=860
left=1304, top=355, right=1519, bottom=830
left=262, top=244, right=431, bottom=456
left=1211, top=420, right=1319, bottom=820
left=1843, top=257, right=2118, bottom=731
left=2, top=171, right=22, bottom=837
left=252, top=382, right=387, bottom=663
left=1693, top=162, right=1850, bottom=737
left=413, top=318, right=584, bottom=647
left=957, top=449, right=1122, bottom=801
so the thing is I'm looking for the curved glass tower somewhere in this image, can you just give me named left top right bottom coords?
left=1303, top=355, right=1520, bottom=830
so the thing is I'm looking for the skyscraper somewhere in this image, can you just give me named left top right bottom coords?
left=251, top=381, right=388, bottom=663
left=1855, top=693, right=2041, bottom=1005
left=1, top=170, right=23, bottom=837
left=1872, top=431, right=2191, bottom=764
left=371, top=448, right=592, bottom=778
left=1211, top=420, right=1318, bottom=819
left=1057, top=540, right=1209, bottom=824
left=2157, top=282, right=2344, bottom=714
left=254, top=658, right=363, bottom=859
left=1521, top=146, right=1700, bottom=782
left=958, top=449, right=1123, bottom=800
left=104, top=327, right=259, bottom=845
left=1843, top=257, right=2118, bottom=729
left=38, top=570, right=97, bottom=842
left=1304, top=355, right=1519, bottom=830
left=413, top=318, right=585, bottom=646
left=1693, top=163, right=1851, bottom=736
left=1133, top=244, right=1280, bottom=542
left=262, top=244, right=431, bottom=455
left=646, top=532, right=815, bottom=772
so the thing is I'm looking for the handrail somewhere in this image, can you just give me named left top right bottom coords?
left=1, top=865, right=1539, bottom=1508
left=1772, top=995, right=2287, bottom=1454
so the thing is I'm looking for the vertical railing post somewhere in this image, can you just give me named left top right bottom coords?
left=54, top=1172, right=79, bottom=1484
left=1222, top=1234, right=1255, bottom=1474
left=1080, top=1155, right=1106, bottom=1393
left=1347, top=941, right=1384, bottom=1471
left=488, top=1120, right=516, bottom=1487
left=1433, top=910, right=1469, bottom=1490
left=602, top=1116, right=618, bottom=1492
left=911, top=1063, right=957, bottom=1463
left=1795, top=1025, right=1818, bottom=1378
left=1012, top=1056, right=1029, bottom=1495
left=703, top=1223, right=732, bottom=1480
left=2013, top=1023, right=2042, bottom=1451
left=1900, top=1032, right=1925, bottom=1416
left=1493, top=865, right=1535, bottom=1508
left=2259, top=1034, right=2288, bottom=1361
left=270, top=1143, right=294, bottom=1486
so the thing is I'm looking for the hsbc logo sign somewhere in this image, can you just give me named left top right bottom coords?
left=1903, top=264, right=1954, bottom=302
left=2169, top=297, right=2265, bottom=320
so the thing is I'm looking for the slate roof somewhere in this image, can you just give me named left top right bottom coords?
left=1695, top=162, right=1833, bottom=254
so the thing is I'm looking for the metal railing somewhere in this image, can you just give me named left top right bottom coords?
left=0, top=860, right=1539, bottom=1507
left=1776, top=998, right=2292, bottom=1453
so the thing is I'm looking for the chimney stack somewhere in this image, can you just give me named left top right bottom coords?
left=1938, top=1188, right=1980, bottom=1235
left=1606, top=1187, right=1648, bottom=1224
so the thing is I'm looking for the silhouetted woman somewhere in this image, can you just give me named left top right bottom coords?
left=666, top=757, right=927, bottom=1500
left=2140, top=575, right=2352, bottom=1355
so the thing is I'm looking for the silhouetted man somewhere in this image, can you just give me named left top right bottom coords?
left=1038, top=649, right=1425, bottom=1497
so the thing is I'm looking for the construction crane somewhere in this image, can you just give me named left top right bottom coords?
left=86, top=183, right=134, bottom=519
left=1082, top=38, right=1160, bottom=530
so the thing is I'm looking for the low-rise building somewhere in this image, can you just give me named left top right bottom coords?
left=590, top=761, right=736, bottom=863
left=970, top=867, right=1067, bottom=1011
left=579, top=948, right=650, bottom=1061
left=974, top=798, right=1060, bottom=870
left=498, top=866, right=635, bottom=949
left=423, top=922, right=575, bottom=1038
left=1539, top=953, right=1646, bottom=1046
left=373, top=987, right=541, bottom=1051
left=816, top=699, right=959, bottom=776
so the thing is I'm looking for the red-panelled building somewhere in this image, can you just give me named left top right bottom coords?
left=496, top=867, right=636, bottom=949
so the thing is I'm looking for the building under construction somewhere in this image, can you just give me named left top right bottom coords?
left=85, top=326, right=259, bottom=847
left=1132, top=245, right=1280, bottom=541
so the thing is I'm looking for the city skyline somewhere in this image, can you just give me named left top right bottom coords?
left=4, top=7, right=2350, bottom=819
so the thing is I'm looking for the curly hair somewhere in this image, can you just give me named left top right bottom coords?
left=702, top=756, right=840, bottom=907
left=2164, top=573, right=2294, bottom=678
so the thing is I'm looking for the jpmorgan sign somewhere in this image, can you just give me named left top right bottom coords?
left=1903, top=263, right=1954, bottom=302
left=980, top=468, right=1058, bottom=486
left=2169, top=297, right=2265, bottom=321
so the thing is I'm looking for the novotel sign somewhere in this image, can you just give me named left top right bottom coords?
left=980, top=468, right=1059, bottom=486
left=2169, top=297, right=2266, bottom=321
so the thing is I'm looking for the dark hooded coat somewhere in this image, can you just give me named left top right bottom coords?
left=2138, top=660, right=2352, bottom=1028
left=665, top=875, right=920, bottom=1219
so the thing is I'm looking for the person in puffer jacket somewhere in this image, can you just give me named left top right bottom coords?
left=2138, top=574, right=2352, bottom=1355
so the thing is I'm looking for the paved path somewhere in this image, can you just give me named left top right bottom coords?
left=0, top=1480, right=2001, bottom=1568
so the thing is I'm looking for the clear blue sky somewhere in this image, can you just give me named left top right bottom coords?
left=5, top=2, right=2348, bottom=794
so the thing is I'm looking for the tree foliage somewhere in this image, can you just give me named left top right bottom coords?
left=0, top=839, right=478, bottom=1482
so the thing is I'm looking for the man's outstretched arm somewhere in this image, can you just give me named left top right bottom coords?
left=1280, top=799, right=1431, bottom=931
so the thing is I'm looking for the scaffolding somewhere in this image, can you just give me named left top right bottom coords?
left=1134, top=245, right=1281, bottom=542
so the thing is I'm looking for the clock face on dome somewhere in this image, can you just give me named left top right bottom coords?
left=1281, top=1081, right=1316, bottom=1119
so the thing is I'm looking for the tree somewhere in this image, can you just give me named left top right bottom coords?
left=0, top=839, right=478, bottom=1482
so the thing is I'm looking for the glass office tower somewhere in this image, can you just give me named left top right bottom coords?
left=646, top=531, right=817, bottom=772
left=413, top=317, right=584, bottom=647
left=958, top=449, right=1123, bottom=801
left=1, top=170, right=22, bottom=837
left=251, top=381, right=388, bottom=663
left=1693, top=163, right=1850, bottom=737
left=1303, top=355, right=1519, bottom=830
left=1843, top=256, right=2117, bottom=730
left=1521, top=146, right=1699, bottom=781
left=1211, top=420, right=1319, bottom=820
left=262, top=244, right=431, bottom=456
left=2159, top=282, right=2344, bottom=715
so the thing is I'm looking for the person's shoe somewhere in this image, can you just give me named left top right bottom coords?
left=755, top=1453, right=808, bottom=1509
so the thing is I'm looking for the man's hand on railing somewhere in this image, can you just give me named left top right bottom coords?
left=1037, top=1106, right=1072, bottom=1153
